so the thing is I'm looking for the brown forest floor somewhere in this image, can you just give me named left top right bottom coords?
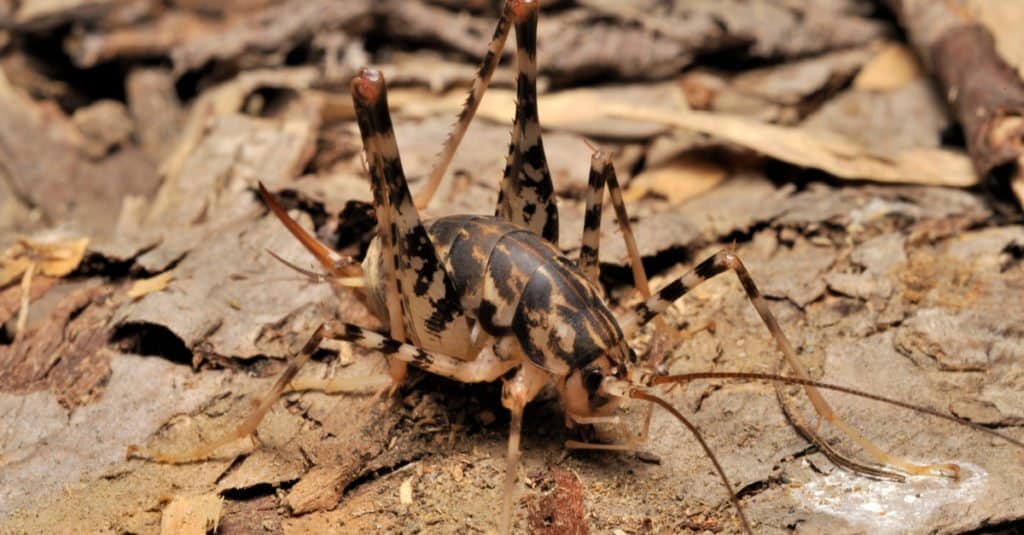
left=2, top=1, right=1024, bottom=534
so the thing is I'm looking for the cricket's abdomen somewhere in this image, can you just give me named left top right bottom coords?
left=365, top=214, right=624, bottom=375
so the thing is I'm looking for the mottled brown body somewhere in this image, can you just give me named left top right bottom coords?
left=363, top=214, right=629, bottom=376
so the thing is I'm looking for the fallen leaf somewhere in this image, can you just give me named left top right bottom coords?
left=1, top=236, right=90, bottom=287
left=127, top=271, right=174, bottom=299
left=624, top=153, right=727, bottom=204
left=396, top=83, right=681, bottom=140
left=853, top=43, right=923, bottom=91
left=607, top=105, right=978, bottom=187
left=0, top=236, right=90, bottom=340
left=160, top=494, right=223, bottom=535
left=32, top=237, right=90, bottom=278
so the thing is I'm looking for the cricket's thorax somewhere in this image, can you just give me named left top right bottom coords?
left=363, top=214, right=625, bottom=374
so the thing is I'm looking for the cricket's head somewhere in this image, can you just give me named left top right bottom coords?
left=557, top=339, right=646, bottom=421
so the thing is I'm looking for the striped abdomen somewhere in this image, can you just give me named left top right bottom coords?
left=364, top=215, right=624, bottom=375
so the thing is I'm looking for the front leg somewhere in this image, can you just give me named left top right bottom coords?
left=128, top=321, right=519, bottom=464
left=499, top=360, right=548, bottom=535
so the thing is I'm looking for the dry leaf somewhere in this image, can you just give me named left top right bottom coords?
left=0, top=236, right=89, bottom=287
left=395, top=83, right=681, bottom=139
left=0, top=256, right=31, bottom=289
left=853, top=43, right=923, bottom=91
left=608, top=106, right=978, bottom=188
left=127, top=271, right=174, bottom=299
left=160, top=494, right=223, bottom=535
left=624, top=153, right=727, bottom=204
left=0, top=235, right=88, bottom=341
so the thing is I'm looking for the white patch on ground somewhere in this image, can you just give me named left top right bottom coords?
left=791, top=460, right=988, bottom=534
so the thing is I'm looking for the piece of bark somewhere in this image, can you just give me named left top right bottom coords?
left=65, top=0, right=370, bottom=72
left=884, top=1, right=1024, bottom=206
left=7, top=0, right=119, bottom=31
left=114, top=212, right=339, bottom=361
left=538, top=8, right=694, bottom=85
left=285, top=458, right=363, bottom=514
left=66, top=9, right=214, bottom=68
left=170, top=0, right=370, bottom=74
left=731, top=46, right=875, bottom=108
left=967, top=0, right=1024, bottom=78
left=0, top=83, right=160, bottom=236
left=0, top=353, right=234, bottom=522
left=126, top=67, right=183, bottom=163
left=130, top=85, right=320, bottom=272
left=71, top=99, right=134, bottom=159
left=570, top=0, right=888, bottom=83
left=380, top=0, right=504, bottom=62
left=801, top=78, right=951, bottom=159
left=0, top=280, right=116, bottom=408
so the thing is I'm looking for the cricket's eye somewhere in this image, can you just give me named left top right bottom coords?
left=583, top=368, right=604, bottom=395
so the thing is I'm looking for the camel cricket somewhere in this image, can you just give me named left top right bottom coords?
left=130, top=1, right=1024, bottom=532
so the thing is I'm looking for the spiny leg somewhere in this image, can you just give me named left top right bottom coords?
left=257, top=183, right=361, bottom=280
left=499, top=361, right=548, bottom=535
left=127, top=324, right=333, bottom=463
left=577, top=152, right=609, bottom=284
left=352, top=68, right=472, bottom=360
left=619, top=249, right=957, bottom=478
left=128, top=320, right=519, bottom=463
left=414, top=0, right=515, bottom=209
left=494, top=0, right=559, bottom=245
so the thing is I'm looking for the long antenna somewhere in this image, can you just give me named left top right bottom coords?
left=654, top=372, right=1024, bottom=453
left=631, top=389, right=753, bottom=535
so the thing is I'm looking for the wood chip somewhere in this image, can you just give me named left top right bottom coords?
left=160, top=494, right=223, bottom=535
left=853, top=43, right=923, bottom=91
left=126, top=270, right=173, bottom=299
left=399, top=476, right=413, bottom=505
left=0, top=235, right=89, bottom=339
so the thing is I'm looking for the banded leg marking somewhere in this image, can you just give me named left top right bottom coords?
left=578, top=152, right=608, bottom=284
left=351, top=69, right=472, bottom=360
left=495, top=0, right=558, bottom=245
left=576, top=150, right=654, bottom=300
left=620, top=249, right=957, bottom=478
left=128, top=320, right=518, bottom=463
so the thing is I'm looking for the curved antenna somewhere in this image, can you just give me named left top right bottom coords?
left=654, top=372, right=1024, bottom=453
left=630, top=389, right=753, bottom=535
